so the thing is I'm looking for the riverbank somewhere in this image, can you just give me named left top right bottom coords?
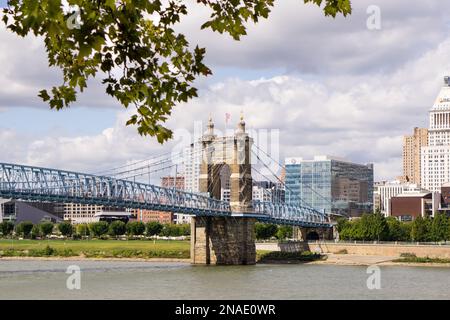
left=309, top=253, right=450, bottom=268
left=0, top=255, right=190, bottom=262
left=0, top=239, right=190, bottom=259
left=3, top=253, right=450, bottom=268
left=2, top=239, right=450, bottom=267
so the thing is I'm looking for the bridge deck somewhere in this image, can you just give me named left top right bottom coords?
left=0, top=162, right=331, bottom=228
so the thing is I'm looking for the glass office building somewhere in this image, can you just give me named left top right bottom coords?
left=285, top=156, right=374, bottom=217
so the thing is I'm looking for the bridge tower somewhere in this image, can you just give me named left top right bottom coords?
left=191, top=115, right=256, bottom=265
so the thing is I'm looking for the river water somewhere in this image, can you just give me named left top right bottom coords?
left=0, top=260, right=449, bottom=299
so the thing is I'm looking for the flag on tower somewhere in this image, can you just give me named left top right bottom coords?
left=225, top=113, right=231, bottom=124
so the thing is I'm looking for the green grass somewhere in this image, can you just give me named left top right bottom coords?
left=256, top=250, right=325, bottom=263
left=0, top=239, right=190, bottom=259
left=393, top=253, right=450, bottom=264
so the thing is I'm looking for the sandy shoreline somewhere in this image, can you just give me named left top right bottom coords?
left=309, top=254, right=450, bottom=268
left=1, top=254, right=450, bottom=267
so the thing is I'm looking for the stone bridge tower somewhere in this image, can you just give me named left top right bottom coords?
left=191, top=115, right=256, bottom=265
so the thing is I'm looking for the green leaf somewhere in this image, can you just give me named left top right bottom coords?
left=38, top=90, right=51, bottom=102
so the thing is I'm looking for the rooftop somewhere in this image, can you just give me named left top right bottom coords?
left=431, top=77, right=450, bottom=110
left=394, top=192, right=431, bottom=198
left=285, top=155, right=371, bottom=166
left=94, top=211, right=131, bottom=217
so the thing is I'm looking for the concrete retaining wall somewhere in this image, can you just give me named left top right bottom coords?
left=256, top=242, right=450, bottom=258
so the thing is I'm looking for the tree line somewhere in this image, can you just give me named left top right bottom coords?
left=0, top=220, right=190, bottom=239
left=338, top=212, right=450, bottom=242
left=255, top=223, right=293, bottom=240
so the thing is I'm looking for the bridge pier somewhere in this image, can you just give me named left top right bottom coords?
left=190, top=216, right=256, bottom=265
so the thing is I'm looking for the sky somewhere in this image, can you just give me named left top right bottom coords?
left=1, top=0, right=450, bottom=181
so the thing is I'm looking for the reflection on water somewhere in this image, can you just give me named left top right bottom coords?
left=0, top=260, right=449, bottom=300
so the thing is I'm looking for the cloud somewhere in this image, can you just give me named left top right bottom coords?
left=1, top=0, right=450, bottom=183
left=180, top=0, right=450, bottom=74
left=0, top=25, right=122, bottom=110
left=4, top=29, right=446, bottom=181
left=2, top=0, right=450, bottom=110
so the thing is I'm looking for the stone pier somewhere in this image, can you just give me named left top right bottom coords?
left=191, top=216, right=256, bottom=265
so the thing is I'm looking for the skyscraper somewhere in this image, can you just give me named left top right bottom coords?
left=421, top=76, right=450, bottom=192
left=285, top=156, right=373, bottom=217
left=183, top=141, right=202, bottom=193
left=402, top=127, right=428, bottom=185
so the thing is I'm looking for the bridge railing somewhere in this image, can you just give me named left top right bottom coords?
left=251, top=200, right=329, bottom=226
left=0, top=162, right=231, bottom=215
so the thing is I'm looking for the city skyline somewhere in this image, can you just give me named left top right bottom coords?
left=1, top=1, right=450, bottom=182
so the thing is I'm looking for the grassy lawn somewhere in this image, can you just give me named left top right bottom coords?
left=256, top=250, right=325, bottom=263
left=392, top=253, right=450, bottom=264
left=0, top=239, right=190, bottom=259
left=393, top=256, right=450, bottom=264
left=0, top=240, right=323, bottom=262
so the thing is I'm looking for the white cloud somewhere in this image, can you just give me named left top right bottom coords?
left=180, top=0, right=450, bottom=74
left=1, top=0, right=450, bottom=183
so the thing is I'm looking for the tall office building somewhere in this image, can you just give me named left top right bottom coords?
left=183, top=141, right=202, bottom=193
left=421, top=76, right=450, bottom=192
left=402, top=127, right=428, bottom=185
left=285, top=156, right=374, bottom=217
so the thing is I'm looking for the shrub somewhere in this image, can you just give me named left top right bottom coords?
left=159, top=224, right=190, bottom=237
left=58, top=222, right=74, bottom=237
left=30, top=225, right=41, bottom=239
left=109, top=221, right=126, bottom=237
left=339, top=214, right=411, bottom=241
left=29, top=245, right=55, bottom=256
left=57, top=248, right=76, bottom=257
left=89, top=221, right=109, bottom=237
left=411, top=216, right=431, bottom=242
left=0, top=221, right=14, bottom=237
left=179, top=224, right=190, bottom=236
left=160, top=224, right=177, bottom=237
left=126, top=221, right=145, bottom=236
left=40, top=222, right=54, bottom=237
left=76, top=224, right=90, bottom=237
left=146, top=221, right=163, bottom=236
left=72, top=233, right=82, bottom=240
left=255, top=223, right=278, bottom=240
left=257, top=251, right=323, bottom=263
left=276, top=226, right=293, bottom=240
left=430, top=213, right=450, bottom=242
left=15, top=221, right=34, bottom=238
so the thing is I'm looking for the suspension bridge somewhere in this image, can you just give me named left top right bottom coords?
left=0, top=117, right=332, bottom=264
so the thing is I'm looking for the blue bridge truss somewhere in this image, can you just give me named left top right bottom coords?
left=0, top=162, right=330, bottom=228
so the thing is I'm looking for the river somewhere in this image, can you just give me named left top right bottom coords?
left=0, top=260, right=449, bottom=299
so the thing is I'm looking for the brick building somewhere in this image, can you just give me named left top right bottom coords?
left=390, top=193, right=433, bottom=221
left=131, top=209, right=174, bottom=224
